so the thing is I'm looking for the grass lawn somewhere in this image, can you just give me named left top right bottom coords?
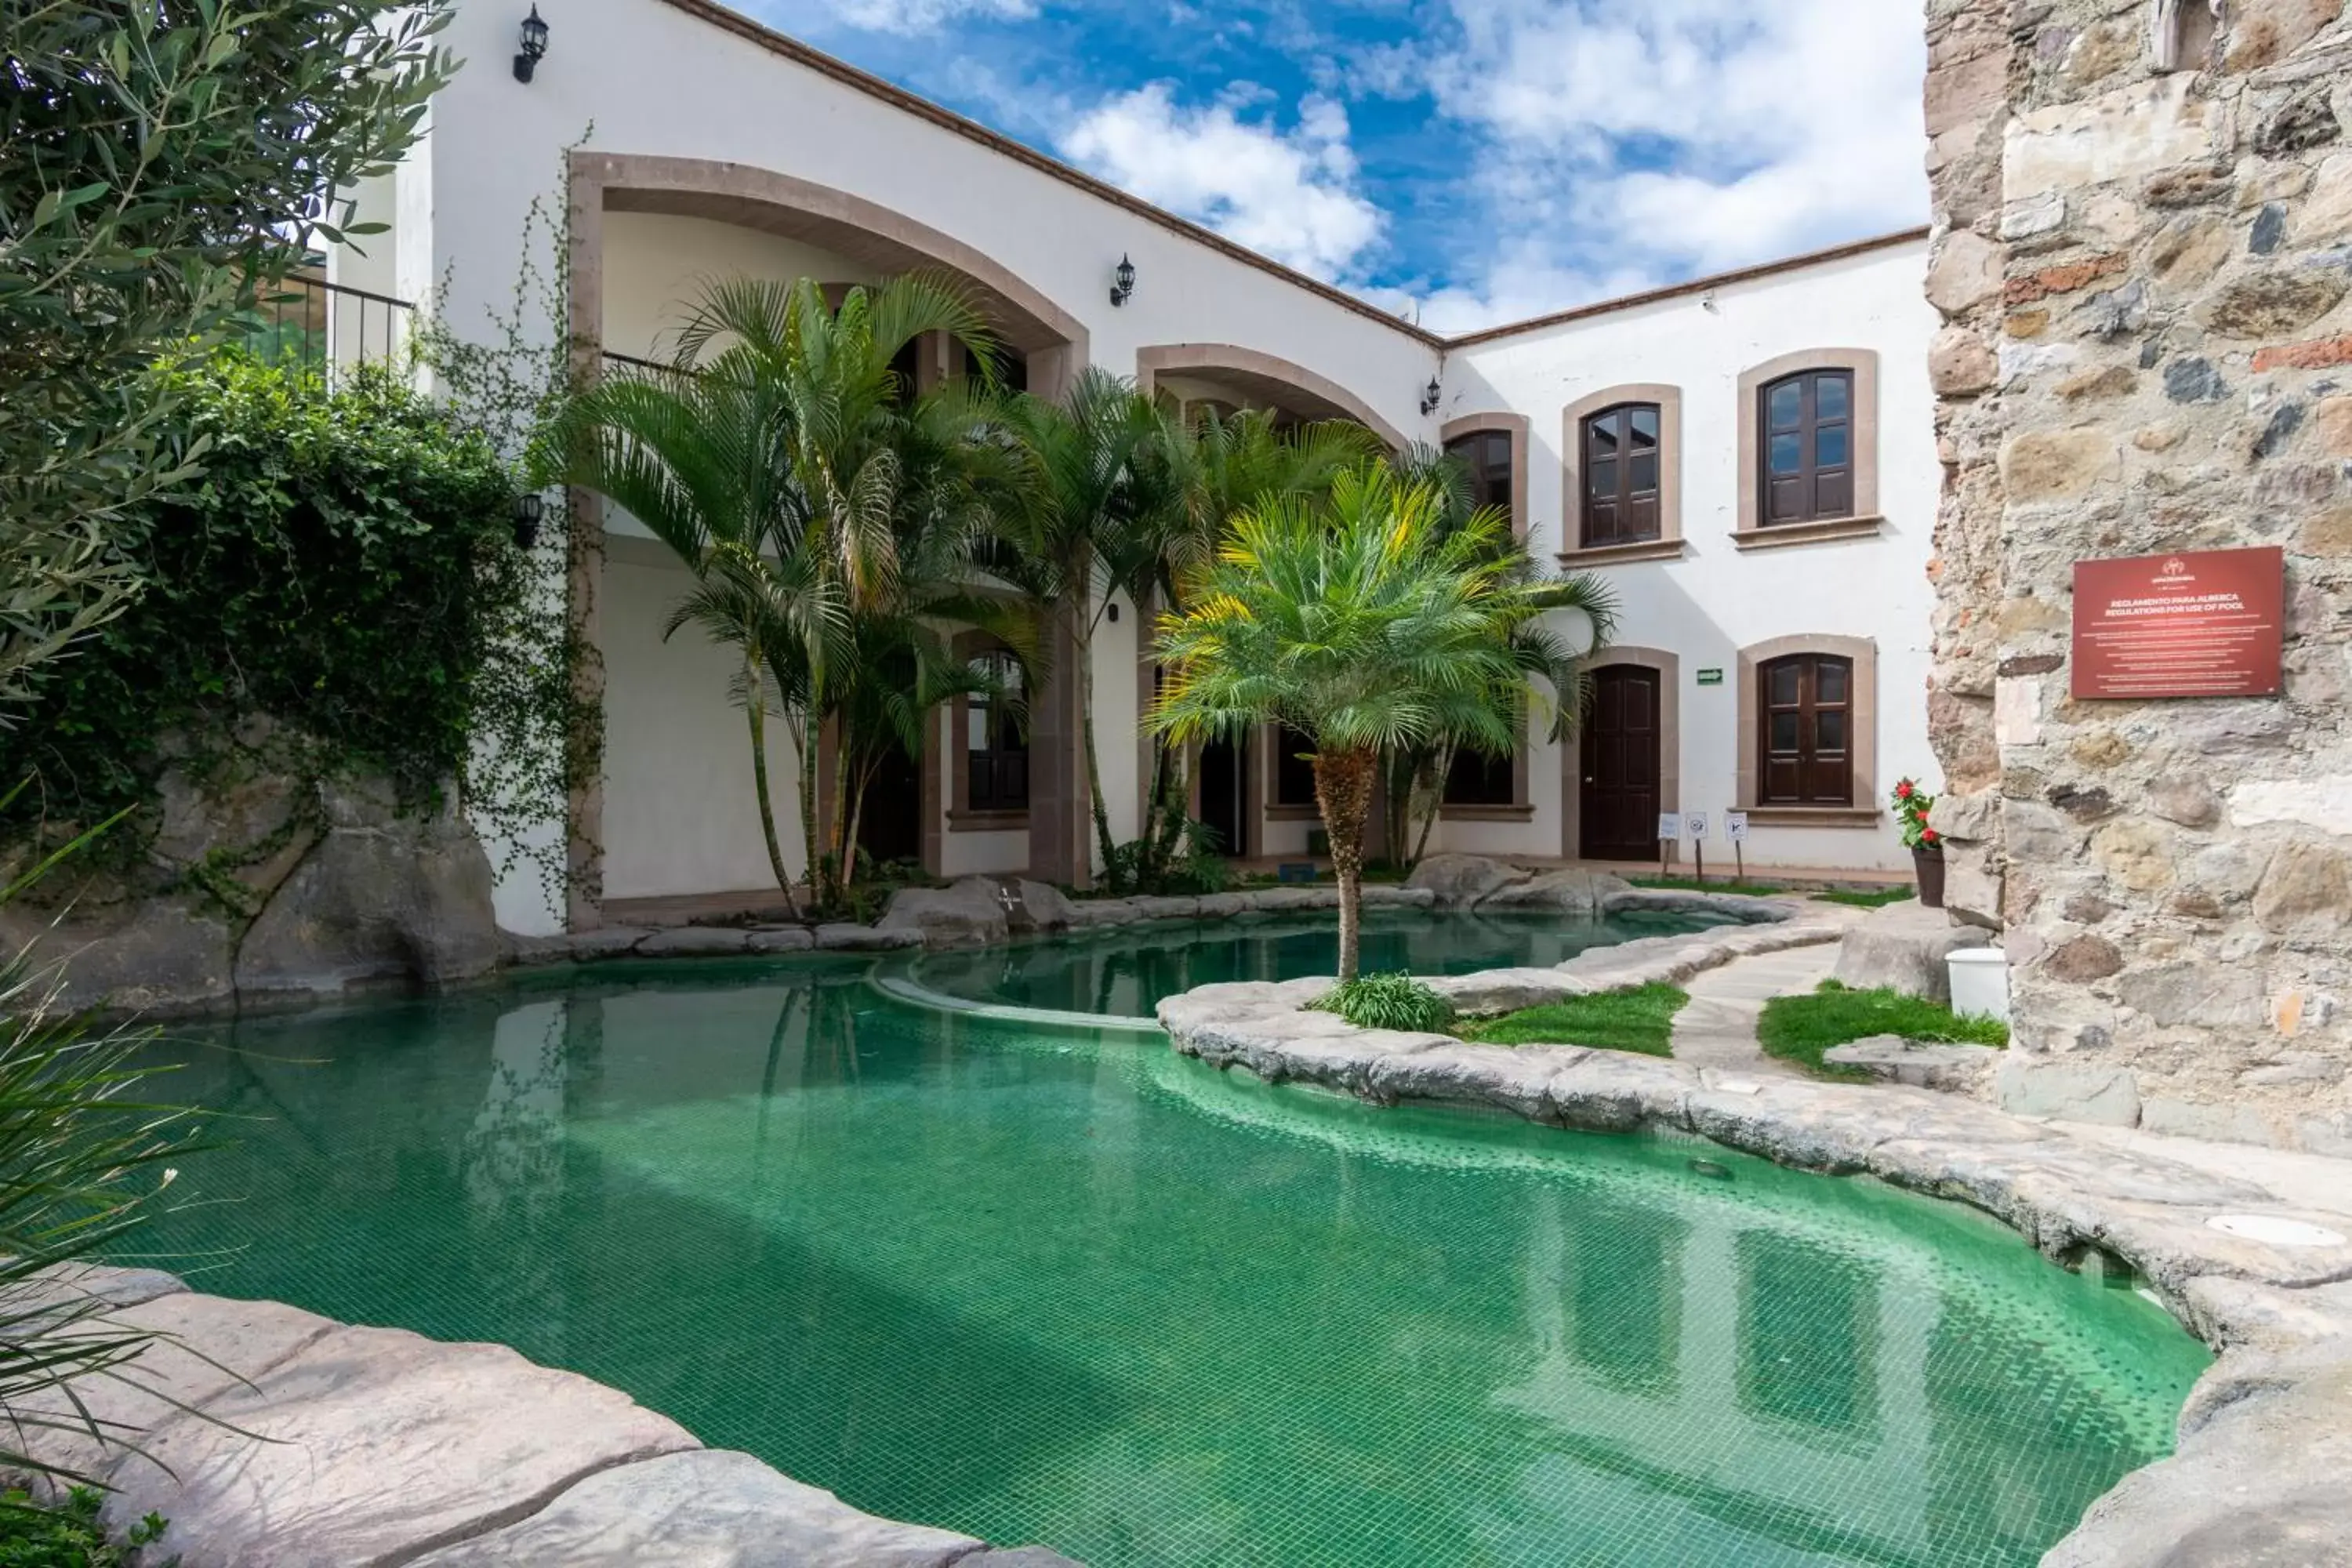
left=1461, top=983, right=1690, bottom=1058
left=1627, top=876, right=1786, bottom=897
left=1758, top=979, right=2009, bottom=1080
left=1812, top=887, right=1918, bottom=909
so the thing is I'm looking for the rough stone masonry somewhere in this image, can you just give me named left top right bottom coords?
left=1922, top=0, right=2352, bottom=1152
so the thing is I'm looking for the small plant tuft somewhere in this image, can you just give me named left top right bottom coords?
left=0, top=1487, right=171, bottom=1566
left=1312, top=971, right=1454, bottom=1033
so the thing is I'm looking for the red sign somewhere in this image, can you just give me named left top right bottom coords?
left=2071, top=546, right=2284, bottom=699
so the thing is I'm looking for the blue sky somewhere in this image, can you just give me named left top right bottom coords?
left=752, top=0, right=1931, bottom=332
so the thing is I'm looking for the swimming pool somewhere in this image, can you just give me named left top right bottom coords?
left=909, top=906, right=1740, bottom=1018
left=136, top=960, right=2206, bottom=1567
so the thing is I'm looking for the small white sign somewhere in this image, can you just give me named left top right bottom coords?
left=1684, top=811, right=1711, bottom=841
left=1725, top=812, right=1749, bottom=844
left=1657, top=812, right=1681, bottom=843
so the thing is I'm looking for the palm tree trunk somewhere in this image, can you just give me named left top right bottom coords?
left=828, top=733, right=856, bottom=891
left=743, top=661, right=800, bottom=920
left=799, top=718, right=826, bottom=912
left=1312, top=746, right=1377, bottom=984
left=1077, top=624, right=1116, bottom=880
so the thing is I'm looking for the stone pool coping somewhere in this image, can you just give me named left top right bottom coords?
left=20, top=1263, right=1076, bottom=1568
left=506, top=880, right=1793, bottom=970
left=1153, top=946, right=2352, bottom=1564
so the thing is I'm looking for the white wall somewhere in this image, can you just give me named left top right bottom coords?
left=1447, top=242, right=1940, bottom=873
left=601, top=212, right=876, bottom=361
left=601, top=545, right=805, bottom=901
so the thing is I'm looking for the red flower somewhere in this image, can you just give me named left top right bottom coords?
left=1921, top=828, right=1940, bottom=844
left=1895, top=781, right=1914, bottom=800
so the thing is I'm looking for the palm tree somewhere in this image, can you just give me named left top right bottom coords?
left=566, top=272, right=1002, bottom=913
left=560, top=355, right=824, bottom=916
left=1151, top=464, right=1608, bottom=982
left=1132, top=408, right=1383, bottom=878
left=986, top=369, right=1181, bottom=876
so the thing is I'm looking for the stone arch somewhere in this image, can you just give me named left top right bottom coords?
left=568, top=151, right=1087, bottom=387
left=1134, top=343, right=1410, bottom=450
left=562, top=151, right=1091, bottom=927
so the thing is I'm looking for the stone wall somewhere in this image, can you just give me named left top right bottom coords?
left=0, top=739, right=501, bottom=1018
left=1923, top=0, right=2352, bottom=1152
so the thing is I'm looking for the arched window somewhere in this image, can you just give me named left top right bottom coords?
left=1445, top=428, right=1515, bottom=531
left=965, top=648, right=1028, bottom=813
left=1759, top=369, right=1855, bottom=526
left=1757, top=652, right=1853, bottom=806
left=1581, top=401, right=1663, bottom=547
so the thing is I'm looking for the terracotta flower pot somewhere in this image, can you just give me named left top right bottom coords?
left=1912, top=846, right=1947, bottom=909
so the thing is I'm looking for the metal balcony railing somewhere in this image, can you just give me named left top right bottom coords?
left=242, top=273, right=415, bottom=378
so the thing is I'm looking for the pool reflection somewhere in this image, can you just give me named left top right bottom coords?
left=140, top=968, right=2205, bottom=1568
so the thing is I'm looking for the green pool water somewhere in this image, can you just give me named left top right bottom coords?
left=132, top=960, right=2207, bottom=1568
left=910, top=906, right=1740, bottom=1018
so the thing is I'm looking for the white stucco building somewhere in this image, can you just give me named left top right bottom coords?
left=334, top=0, right=1941, bottom=935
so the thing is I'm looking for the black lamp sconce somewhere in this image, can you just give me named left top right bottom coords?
left=1109, top=254, right=1136, bottom=307
left=513, top=491, right=544, bottom=550
left=1106, top=601, right=1120, bottom=623
left=1419, top=376, right=1442, bottom=417
left=514, top=5, right=549, bottom=82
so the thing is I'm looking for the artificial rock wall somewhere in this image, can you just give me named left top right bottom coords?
left=1923, top=0, right=2352, bottom=1152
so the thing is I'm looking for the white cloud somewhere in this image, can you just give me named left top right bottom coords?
left=826, top=0, right=1036, bottom=34
left=1058, top=84, right=1385, bottom=280
left=1402, top=0, right=1929, bottom=328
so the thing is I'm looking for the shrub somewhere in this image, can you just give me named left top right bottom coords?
left=1313, top=971, right=1453, bottom=1033
left=0, top=1487, right=169, bottom=1567
left=0, top=352, right=522, bottom=851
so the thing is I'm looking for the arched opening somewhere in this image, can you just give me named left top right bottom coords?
left=569, top=152, right=1088, bottom=924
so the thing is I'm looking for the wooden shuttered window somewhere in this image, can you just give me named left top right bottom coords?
left=1760, top=370, right=1854, bottom=526
left=1581, top=402, right=1663, bottom=547
left=1758, top=654, right=1853, bottom=805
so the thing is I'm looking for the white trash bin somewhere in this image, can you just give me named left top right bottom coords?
left=1947, top=946, right=2009, bottom=1022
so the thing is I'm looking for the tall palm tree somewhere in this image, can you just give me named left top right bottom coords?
left=1132, top=408, right=1383, bottom=877
left=1152, top=465, right=1607, bottom=982
left=987, top=369, right=1181, bottom=875
left=560, top=357, right=824, bottom=916
left=567, top=272, right=1001, bottom=912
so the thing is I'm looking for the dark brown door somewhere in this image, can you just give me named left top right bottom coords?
left=855, top=742, right=923, bottom=869
left=1580, top=666, right=1662, bottom=861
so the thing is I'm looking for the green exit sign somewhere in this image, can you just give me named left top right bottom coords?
left=1696, top=668, right=1724, bottom=686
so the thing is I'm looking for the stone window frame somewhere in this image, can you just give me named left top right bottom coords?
left=1559, top=646, right=1682, bottom=862
left=1734, top=349, right=1886, bottom=550
left=1558, top=383, right=1687, bottom=567
left=1733, top=633, right=1882, bottom=827
left=1439, top=412, right=1531, bottom=542
left=948, top=629, right=1029, bottom=833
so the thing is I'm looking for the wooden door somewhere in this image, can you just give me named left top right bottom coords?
left=1580, top=666, right=1662, bottom=861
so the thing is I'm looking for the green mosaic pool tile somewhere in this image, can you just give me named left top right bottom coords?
left=129, top=964, right=2208, bottom=1567
left=909, top=907, right=1735, bottom=1018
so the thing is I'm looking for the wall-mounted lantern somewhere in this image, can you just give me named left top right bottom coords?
left=1109, top=254, right=1137, bottom=308
left=513, top=490, right=544, bottom=550
left=514, top=5, right=550, bottom=83
left=1419, top=376, right=1442, bottom=417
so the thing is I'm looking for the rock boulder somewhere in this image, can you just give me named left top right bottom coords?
left=877, top=877, right=1012, bottom=948
left=234, top=779, right=499, bottom=1004
left=1829, top=900, right=1992, bottom=1003
left=1478, top=867, right=1631, bottom=915
left=1403, top=854, right=1531, bottom=909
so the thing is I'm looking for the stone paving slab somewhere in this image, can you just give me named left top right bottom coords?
left=31, top=1291, right=339, bottom=1497
left=16, top=1269, right=1081, bottom=1567
left=98, top=1323, right=701, bottom=1565
left=405, top=1449, right=993, bottom=1567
